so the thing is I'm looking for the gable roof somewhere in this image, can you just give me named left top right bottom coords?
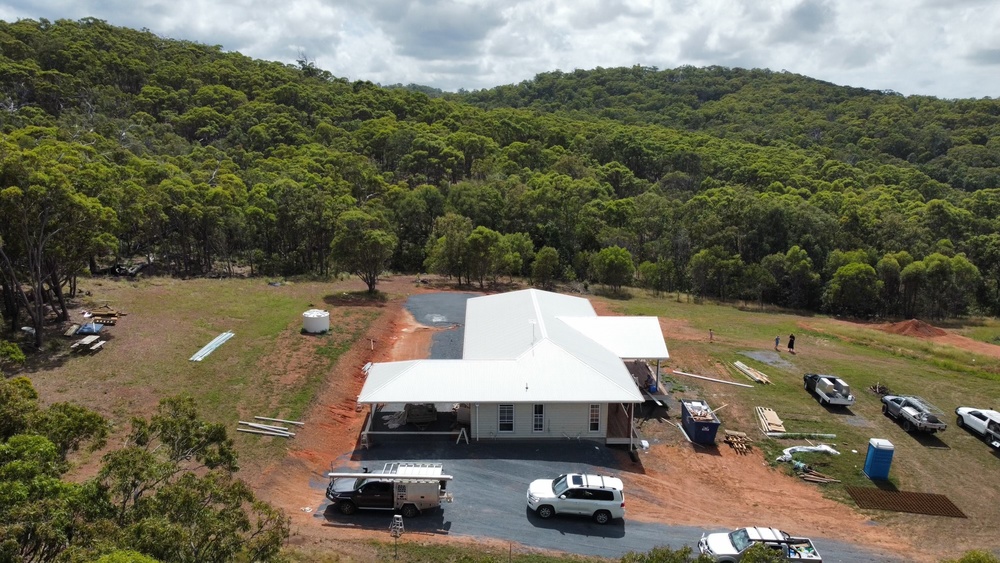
left=358, top=289, right=668, bottom=404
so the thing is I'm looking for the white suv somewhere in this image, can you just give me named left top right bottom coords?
left=526, top=473, right=625, bottom=524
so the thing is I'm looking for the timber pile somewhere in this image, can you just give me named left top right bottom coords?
left=733, top=361, right=771, bottom=384
left=755, top=406, right=786, bottom=433
left=723, top=430, right=753, bottom=454
left=89, top=304, right=121, bottom=326
left=798, top=468, right=840, bottom=484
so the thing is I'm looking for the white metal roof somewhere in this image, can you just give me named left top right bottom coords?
left=359, top=339, right=643, bottom=403
left=358, top=289, right=667, bottom=404
left=558, top=316, right=670, bottom=359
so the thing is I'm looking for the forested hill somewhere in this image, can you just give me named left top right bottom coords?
left=455, top=66, right=1000, bottom=192
left=2, top=18, right=1000, bottom=350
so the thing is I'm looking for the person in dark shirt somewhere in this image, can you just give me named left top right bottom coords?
left=788, top=334, right=796, bottom=353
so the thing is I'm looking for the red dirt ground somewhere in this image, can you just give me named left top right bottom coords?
left=254, top=282, right=928, bottom=561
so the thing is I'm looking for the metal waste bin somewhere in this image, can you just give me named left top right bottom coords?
left=863, top=438, right=894, bottom=480
left=680, top=400, right=721, bottom=444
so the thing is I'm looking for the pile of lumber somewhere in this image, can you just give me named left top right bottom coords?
left=733, top=361, right=771, bottom=384
left=755, top=406, right=786, bottom=433
left=89, top=304, right=121, bottom=325
left=237, top=416, right=303, bottom=438
left=723, top=430, right=753, bottom=454
left=798, top=468, right=840, bottom=484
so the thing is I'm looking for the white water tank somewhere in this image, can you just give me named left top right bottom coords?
left=302, top=309, right=330, bottom=333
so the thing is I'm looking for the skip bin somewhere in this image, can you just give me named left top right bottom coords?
left=680, top=400, right=720, bottom=445
left=863, top=438, right=894, bottom=480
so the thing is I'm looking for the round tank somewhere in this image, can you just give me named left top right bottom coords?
left=302, top=309, right=330, bottom=333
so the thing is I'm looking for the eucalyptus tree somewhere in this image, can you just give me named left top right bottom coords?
left=330, top=207, right=398, bottom=293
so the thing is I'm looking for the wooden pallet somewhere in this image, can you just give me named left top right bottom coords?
left=723, top=430, right=753, bottom=454
left=755, top=406, right=786, bottom=433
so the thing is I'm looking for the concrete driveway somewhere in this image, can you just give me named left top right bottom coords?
left=310, top=437, right=899, bottom=562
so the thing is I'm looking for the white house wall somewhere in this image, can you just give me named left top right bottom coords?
left=470, top=402, right=605, bottom=440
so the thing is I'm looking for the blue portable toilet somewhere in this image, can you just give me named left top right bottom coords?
left=863, top=438, right=894, bottom=480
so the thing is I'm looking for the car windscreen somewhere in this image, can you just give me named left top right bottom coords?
left=729, top=529, right=751, bottom=552
left=552, top=475, right=569, bottom=496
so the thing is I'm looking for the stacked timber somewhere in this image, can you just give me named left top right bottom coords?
left=755, top=406, right=786, bottom=433
left=733, top=361, right=772, bottom=384
left=723, top=430, right=753, bottom=454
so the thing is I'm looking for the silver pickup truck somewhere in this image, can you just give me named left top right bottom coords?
left=881, top=395, right=947, bottom=433
left=699, top=526, right=822, bottom=562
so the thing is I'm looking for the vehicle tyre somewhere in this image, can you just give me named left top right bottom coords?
left=881, top=404, right=889, bottom=416
left=337, top=501, right=357, bottom=515
left=902, top=419, right=912, bottom=432
left=536, top=505, right=554, bottom=519
left=956, top=415, right=965, bottom=428
left=593, top=510, right=612, bottom=525
left=820, top=398, right=828, bottom=407
left=401, top=504, right=419, bottom=518
left=804, top=380, right=809, bottom=390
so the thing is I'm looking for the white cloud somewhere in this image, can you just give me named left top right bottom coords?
left=1, top=0, right=998, bottom=98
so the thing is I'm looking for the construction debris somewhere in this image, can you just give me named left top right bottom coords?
left=254, top=416, right=304, bottom=426
left=797, top=466, right=840, bottom=484
left=868, top=382, right=892, bottom=396
left=672, top=369, right=753, bottom=388
left=190, top=331, right=235, bottom=361
left=756, top=406, right=786, bottom=433
left=237, top=416, right=303, bottom=438
left=766, top=432, right=837, bottom=439
left=723, top=430, right=753, bottom=454
left=776, top=444, right=840, bottom=462
left=733, top=361, right=772, bottom=384
left=239, top=421, right=296, bottom=436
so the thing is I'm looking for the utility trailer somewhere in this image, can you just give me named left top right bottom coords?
left=326, top=462, right=453, bottom=518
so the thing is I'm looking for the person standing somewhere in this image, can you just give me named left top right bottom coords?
left=709, top=328, right=714, bottom=342
left=774, top=335, right=780, bottom=350
left=788, top=334, right=796, bottom=353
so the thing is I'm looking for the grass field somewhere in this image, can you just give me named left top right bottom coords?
left=604, top=292, right=1000, bottom=553
left=27, top=276, right=387, bottom=471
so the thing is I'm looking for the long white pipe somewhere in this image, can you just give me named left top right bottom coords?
left=254, top=416, right=304, bottom=426
left=672, top=369, right=754, bottom=388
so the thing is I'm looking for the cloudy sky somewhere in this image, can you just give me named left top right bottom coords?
left=2, top=0, right=998, bottom=99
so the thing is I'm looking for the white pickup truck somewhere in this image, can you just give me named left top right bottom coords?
left=699, top=526, right=822, bottom=562
left=802, top=374, right=854, bottom=407
left=955, top=407, right=1000, bottom=450
left=881, top=395, right=947, bottom=433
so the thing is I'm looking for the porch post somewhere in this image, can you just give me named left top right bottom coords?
left=629, top=402, right=634, bottom=450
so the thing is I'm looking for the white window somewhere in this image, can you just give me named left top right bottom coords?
left=498, top=404, right=514, bottom=432
left=533, top=404, right=544, bottom=432
left=589, top=404, right=601, bottom=432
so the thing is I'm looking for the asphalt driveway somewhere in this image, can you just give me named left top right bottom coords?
left=311, top=436, right=899, bottom=562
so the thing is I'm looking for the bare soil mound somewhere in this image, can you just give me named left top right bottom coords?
left=881, top=319, right=948, bottom=338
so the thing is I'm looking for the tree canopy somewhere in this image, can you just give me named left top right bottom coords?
left=2, top=18, right=999, bottom=348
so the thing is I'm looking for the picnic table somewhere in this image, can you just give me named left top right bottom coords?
left=71, top=335, right=100, bottom=350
